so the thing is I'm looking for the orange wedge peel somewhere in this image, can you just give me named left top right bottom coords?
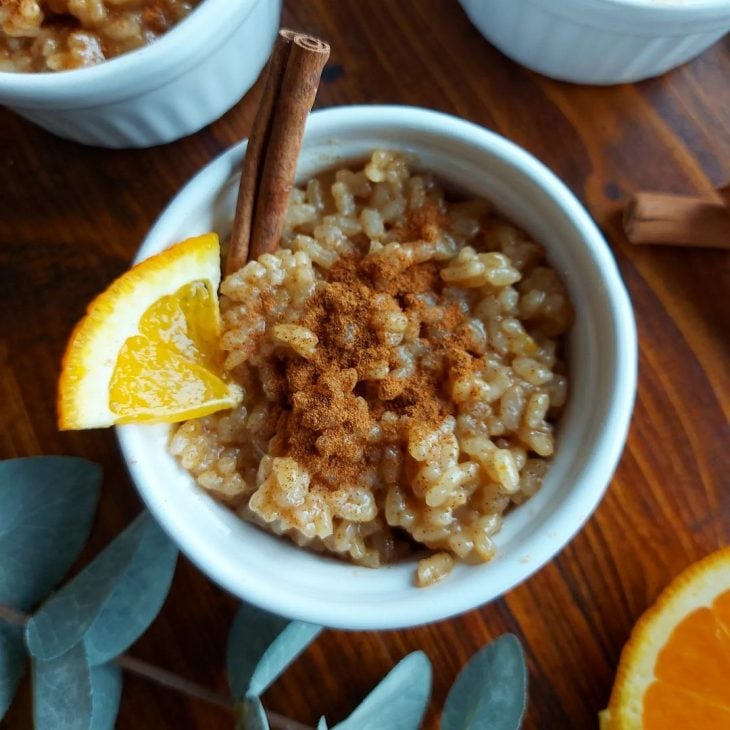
left=601, top=546, right=730, bottom=729
left=58, top=233, right=241, bottom=429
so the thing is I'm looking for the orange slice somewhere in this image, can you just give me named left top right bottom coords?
left=600, top=546, right=730, bottom=729
left=58, top=233, right=241, bottom=429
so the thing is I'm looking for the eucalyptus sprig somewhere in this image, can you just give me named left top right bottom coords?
left=0, top=456, right=102, bottom=723
left=0, top=457, right=178, bottom=729
left=0, top=457, right=101, bottom=613
left=318, top=651, right=432, bottom=730
left=442, top=635, right=527, bottom=730
left=0, top=456, right=529, bottom=729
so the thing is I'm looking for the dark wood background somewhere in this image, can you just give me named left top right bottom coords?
left=1, top=1, right=728, bottom=728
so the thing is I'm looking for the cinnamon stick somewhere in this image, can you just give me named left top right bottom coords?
left=226, top=30, right=330, bottom=274
left=226, top=31, right=293, bottom=274
left=623, top=190, right=730, bottom=250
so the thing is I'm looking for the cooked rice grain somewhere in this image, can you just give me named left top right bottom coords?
left=172, top=150, right=573, bottom=585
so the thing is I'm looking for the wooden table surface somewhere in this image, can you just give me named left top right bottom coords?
left=2, top=2, right=729, bottom=728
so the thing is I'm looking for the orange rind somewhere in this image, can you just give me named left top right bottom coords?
left=601, top=546, right=730, bottom=729
left=58, top=233, right=241, bottom=429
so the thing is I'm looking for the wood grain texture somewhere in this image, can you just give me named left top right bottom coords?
left=1, top=1, right=728, bottom=728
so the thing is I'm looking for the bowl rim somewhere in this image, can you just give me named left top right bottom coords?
left=520, top=0, right=730, bottom=23
left=527, top=0, right=730, bottom=15
left=118, top=105, right=638, bottom=629
left=593, top=0, right=730, bottom=11
left=0, top=0, right=256, bottom=92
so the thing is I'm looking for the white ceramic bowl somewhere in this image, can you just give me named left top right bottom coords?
left=118, top=106, right=637, bottom=629
left=0, top=0, right=280, bottom=148
left=460, top=0, right=730, bottom=84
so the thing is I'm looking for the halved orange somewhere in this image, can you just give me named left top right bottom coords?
left=601, top=546, right=730, bottom=729
left=58, top=234, right=241, bottom=429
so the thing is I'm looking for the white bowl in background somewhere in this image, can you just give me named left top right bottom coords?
left=0, top=0, right=280, bottom=148
left=459, top=0, right=730, bottom=85
left=118, top=106, right=637, bottom=629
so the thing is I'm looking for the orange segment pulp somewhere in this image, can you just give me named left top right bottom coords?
left=58, top=233, right=241, bottom=429
left=601, top=546, right=730, bottom=729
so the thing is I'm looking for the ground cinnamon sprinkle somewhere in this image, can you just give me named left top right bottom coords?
left=266, top=221, right=478, bottom=490
left=391, top=198, right=448, bottom=243
left=172, top=152, right=574, bottom=579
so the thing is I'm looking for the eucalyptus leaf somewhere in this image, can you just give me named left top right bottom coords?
left=0, top=622, right=26, bottom=720
left=27, top=512, right=177, bottom=663
left=0, top=457, right=101, bottom=611
left=32, top=642, right=91, bottom=730
left=317, top=717, right=329, bottom=730
left=32, top=642, right=122, bottom=730
left=227, top=602, right=321, bottom=698
left=333, top=651, right=432, bottom=730
left=227, top=604, right=288, bottom=698
left=243, top=696, right=270, bottom=730
left=441, top=634, right=527, bottom=730
left=248, top=621, right=322, bottom=697
left=89, top=662, right=122, bottom=730
left=83, top=521, right=178, bottom=665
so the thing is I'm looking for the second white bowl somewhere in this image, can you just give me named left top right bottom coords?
left=118, top=106, right=637, bottom=629
left=0, top=0, right=281, bottom=148
left=460, top=0, right=730, bottom=85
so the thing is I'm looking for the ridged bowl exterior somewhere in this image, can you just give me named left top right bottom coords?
left=459, top=0, right=729, bottom=84
left=0, top=0, right=281, bottom=148
left=117, top=106, right=637, bottom=629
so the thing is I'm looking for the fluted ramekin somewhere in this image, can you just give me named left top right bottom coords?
left=117, top=106, right=637, bottom=629
left=460, top=0, right=730, bottom=85
left=0, top=0, right=280, bottom=148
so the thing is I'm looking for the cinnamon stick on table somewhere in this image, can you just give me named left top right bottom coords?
left=226, top=30, right=330, bottom=275
left=623, top=188, right=730, bottom=251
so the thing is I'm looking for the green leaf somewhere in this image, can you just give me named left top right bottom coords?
left=26, top=512, right=177, bottom=663
left=227, top=604, right=288, bottom=698
left=33, top=643, right=91, bottom=730
left=0, top=622, right=26, bottom=720
left=0, top=457, right=101, bottom=611
left=32, top=643, right=121, bottom=730
left=248, top=621, right=322, bottom=697
left=441, top=634, right=527, bottom=730
left=82, top=520, right=178, bottom=665
left=227, top=603, right=321, bottom=698
left=333, top=651, right=432, bottom=730
left=243, top=696, right=270, bottom=730
left=89, top=662, right=122, bottom=730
